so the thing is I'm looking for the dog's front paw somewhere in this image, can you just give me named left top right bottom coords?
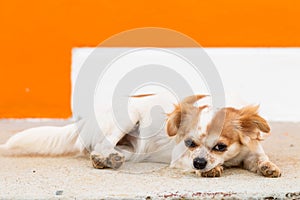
left=91, top=154, right=107, bottom=169
left=259, top=161, right=281, bottom=178
left=201, top=165, right=223, bottom=177
left=90, top=152, right=125, bottom=170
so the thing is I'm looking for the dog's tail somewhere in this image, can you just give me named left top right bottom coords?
left=0, top=121, right=86, bottom=156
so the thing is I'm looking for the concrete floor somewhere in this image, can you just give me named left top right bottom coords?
left=0, top=120, right=299, bottom=199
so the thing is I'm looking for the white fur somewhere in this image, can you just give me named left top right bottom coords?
left=0, top=123, right=84, bottom=156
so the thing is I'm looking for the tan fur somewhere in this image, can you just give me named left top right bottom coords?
left=166, top=95, right=208, bottom=143
left=166, top=104, right=181, bottom=137
left=130, top=93, right=155, bottom=98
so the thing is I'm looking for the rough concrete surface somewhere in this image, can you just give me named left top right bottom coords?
left=0, top=120, right=299, bottom=199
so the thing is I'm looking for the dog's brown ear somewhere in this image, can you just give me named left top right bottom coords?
left=180, top=94, right=208, bottom=105
left=166, top=94, right=208, bottom=137
left=166, top=105, right=181, bottom=137
left=238, top=105, right=270, bottom=141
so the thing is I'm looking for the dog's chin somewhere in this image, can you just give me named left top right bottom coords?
left=194, top=168, right=209, bottom=173
left=194, top=169, right=207, bottom=173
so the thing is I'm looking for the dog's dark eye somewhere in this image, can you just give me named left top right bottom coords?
left=184, top=138, right=198, bottom=148
left=212, top=143, right=227, bottom=152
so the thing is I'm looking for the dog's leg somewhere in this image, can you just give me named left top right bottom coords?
left=256, top=151, right=281, bottom=178
left=243, top=144, right=281, bottom=178
left=199, top=165, right=224, bottom=177
left=90, top=130, right=126, bottom=169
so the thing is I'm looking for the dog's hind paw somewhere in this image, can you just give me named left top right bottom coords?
left=106, top=153, right=125, bottom=169
left=259, top=161, right=281, bottom=178
left=90, top=152, right=125, bottom=170
left=200, top=165, right=223, bottom=178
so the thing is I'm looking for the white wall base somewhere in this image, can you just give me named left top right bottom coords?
left=72, top=48, right=300, bottom=122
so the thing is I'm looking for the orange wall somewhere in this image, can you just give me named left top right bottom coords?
left=1, top=0, right=300, bottom=118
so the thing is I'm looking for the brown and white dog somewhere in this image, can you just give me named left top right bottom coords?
left=0, top=93, right=281, bottom=177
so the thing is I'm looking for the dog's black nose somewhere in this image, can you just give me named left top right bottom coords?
left=193, top=157, right=207, bottom=170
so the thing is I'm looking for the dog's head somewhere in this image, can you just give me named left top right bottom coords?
left=184, top=105, right=270, bottom=172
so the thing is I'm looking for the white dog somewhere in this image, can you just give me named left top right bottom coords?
left=0, top=93, right=209, bottom=171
